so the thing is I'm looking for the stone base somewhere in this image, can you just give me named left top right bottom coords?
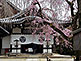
left=0, top=53, right=75, bottom=61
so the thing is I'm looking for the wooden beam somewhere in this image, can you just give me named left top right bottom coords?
left=6, top=0, right=21, bottom=12
left=0, top=26, right=9, bottom=34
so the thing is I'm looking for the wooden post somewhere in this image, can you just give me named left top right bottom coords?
left=53, top=36, right=56, bottom=53
left=47, top=41, right=48, bottom=53
left=0, top=37, right=2, bottom=55
left=14, top=39, right=19, bottom=55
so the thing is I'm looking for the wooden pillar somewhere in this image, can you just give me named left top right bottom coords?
left=0, top=37, right=2, bottom=54
left=53, top=36, right=56, bottom=53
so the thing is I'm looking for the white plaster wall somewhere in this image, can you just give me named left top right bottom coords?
left=2, top=35, right=53, bottom=48
left=11, top=35, right=42, bottom=44
left=2, top=36, right=10, bottom=48
left=11, top=35, right=53, bottom=45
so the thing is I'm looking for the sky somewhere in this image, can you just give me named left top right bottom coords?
left=9, top=0, right=77, bottom=22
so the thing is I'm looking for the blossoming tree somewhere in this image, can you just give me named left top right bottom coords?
left=20, top=0, right=78, bottom=54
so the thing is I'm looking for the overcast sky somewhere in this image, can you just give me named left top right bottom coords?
left=9, top=0, right=77, bottom=21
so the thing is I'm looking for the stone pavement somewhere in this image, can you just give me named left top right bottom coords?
left=0, top=53, right=75, bottom=61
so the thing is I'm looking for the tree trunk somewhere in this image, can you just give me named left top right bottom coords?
left=77, top=0, right=81, bottom=28
left=75, top=0, right=81, bottom=60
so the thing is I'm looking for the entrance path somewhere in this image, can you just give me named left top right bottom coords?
left=0, top=53, right=75, bottom=61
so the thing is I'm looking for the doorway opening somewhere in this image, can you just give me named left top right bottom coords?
left=21, top=43, right=43, bottom=54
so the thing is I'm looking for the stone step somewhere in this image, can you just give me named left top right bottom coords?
left=0, top=53, right=75, bottom=61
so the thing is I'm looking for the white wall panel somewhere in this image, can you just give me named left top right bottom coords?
left=2, top=36, right=10, bottom=48
left=11, top=35, right=53, bottom=45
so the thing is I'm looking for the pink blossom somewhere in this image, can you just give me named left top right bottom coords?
left=62, top=28, right=72, bottom=37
